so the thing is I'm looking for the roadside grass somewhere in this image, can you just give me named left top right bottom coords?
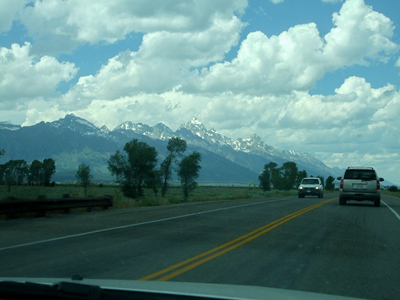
left=0, top=184, right=298, bottom=219
left=382, top=190, right=400, bottom=199
left=0, top=184, right=121, bottom=200
left=1, top=184, right=297, bottom=206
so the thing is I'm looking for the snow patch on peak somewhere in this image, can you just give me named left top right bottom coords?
left=189, top=117, right=202, bottom=125
left=76, top=118, right=97, bottom=129
left=115, top=121, right=134, bottom=130
left=179, top=118, right=209, bottom=139
left=180, top=118, right=205, bottom=128
left=50, top=114, right=99, bottom=135
left=114, top=121, right=174, bottom=140
left=100, top=125, right=110, bottom=133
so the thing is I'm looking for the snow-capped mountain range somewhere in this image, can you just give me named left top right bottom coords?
left=0, top=114, right=339, bottom=183
left=114, top=117, right=331, bottom=173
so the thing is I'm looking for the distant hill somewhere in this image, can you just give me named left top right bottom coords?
left=0, top=114, right=341, bottom=184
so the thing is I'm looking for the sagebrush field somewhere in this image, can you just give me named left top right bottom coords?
left=0, top=183, right=296, bottom=210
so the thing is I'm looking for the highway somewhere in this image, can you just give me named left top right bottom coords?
left=1, top=193, right=399, bottom=299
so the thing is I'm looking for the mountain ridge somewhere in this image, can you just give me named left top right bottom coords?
left=0, top=114, right=340, bottom=183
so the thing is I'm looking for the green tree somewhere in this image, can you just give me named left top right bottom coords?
left=2, top=159, right=28, bottom=190
left=280, top=162, right=298, bottom=190
left=42, top=158, right=56, bottom=186
left=108, top=139, right=158, bottom=198
left=271, top=167, right=282, bottom=190
left=325, top=176, right=335, bottom=191
left=15, top=160, right=29, bottom=185
left=3, top=164, right=16, bottom=191
left=0, top=150, right=5, bottom=185
left=3, top=160, right=16, bottom=187
left=0, top=165, right=4, bottom=185
left=161, top=137, right=187, bottom=197
left=265, top=162, right=278, bottom=172
left=145, top=169, right=162, bottom=196
left=76, top=163, right=93, bottom=197
left=260, top=162, right=277, bottom=189
left=258, top=165, right=271, bottom=192
left=5, top=160, right=29, bottom=185
left=297, top=170, right=307, bottom=187
left=177, top=151, right=202, bottom=199
left=28, top=160, right=44, bottom=186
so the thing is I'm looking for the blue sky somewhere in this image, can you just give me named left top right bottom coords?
left=0, top=0, right=399, bottom=183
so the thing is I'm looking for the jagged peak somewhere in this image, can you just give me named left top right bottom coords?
left=178, top=118, right=208, bottom=139
left=63, top=113, right=92, bottom=124
left=250, top=133, right=261, bottom=140
left=153, top=123, right=173, bottom=133
left=239, top=133, right=262, bottom=141
left=190, top=117, right=202, bottom=125
left=112, top=121, right=174, bottom=140
left=51, top=114, right=97, bottom=130
left=114, top=121, right=152, bottom=129
left=113, top=121, right=134, bottom=130
left=65, top=113, right=77, bottom=118
left=100, top=125, right=110, bottom=133
left=179, top=118, right=205, bottom=129
left=154, top=122, right=172, bottom=130
left=209, top=127, right=218, bottom=133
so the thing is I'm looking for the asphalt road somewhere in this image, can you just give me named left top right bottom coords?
left=1, top=192, right=399, bottom=300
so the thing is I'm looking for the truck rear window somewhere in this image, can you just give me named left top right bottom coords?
left=302, top=179, right=319, bottom=184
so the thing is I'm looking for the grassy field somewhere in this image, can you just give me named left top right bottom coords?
left=0, top=183, right=297, bottom=210
left=382, top=190, right=400, bottom=199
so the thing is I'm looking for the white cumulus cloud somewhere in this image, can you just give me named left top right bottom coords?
left=396, top=57, right=400, bottom=67
left=59, top=11, right=244, bottom=109
left=0, top=0, right=28, bottom=33
left=17, top=0, right=247, bottom=55
left=324, top=0, right=398, bottom=67
left=182, top=0, right=398, bottom=95
left=184, top=23, right=325, bottom=95
left=0, top=42, right=77, bottom=109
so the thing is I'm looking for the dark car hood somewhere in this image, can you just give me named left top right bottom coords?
left=0, top=277, right=365, bottom=300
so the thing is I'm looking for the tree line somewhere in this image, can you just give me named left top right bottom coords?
left=0, top=137, right=202, bottom=200
left=107, top=137, right=202, bottom=200
left=258, top=161, right=336, bottom=191
left=0, top=150, right=56, bottom=190
left=2, top=140, right=338, bottom=199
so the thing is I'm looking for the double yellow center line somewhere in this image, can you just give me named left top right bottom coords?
left=139, top=197, right=336, bottom=281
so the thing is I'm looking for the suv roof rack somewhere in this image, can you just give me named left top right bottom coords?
left=346, top=166, right=374, bottom=169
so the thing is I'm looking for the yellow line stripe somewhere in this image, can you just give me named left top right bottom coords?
left=139, top=203, right=313, bottom=281
left=139, top=197, right=336, bottom=281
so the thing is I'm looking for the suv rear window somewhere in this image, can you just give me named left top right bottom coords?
left=343, top=169, right=376, bottom=180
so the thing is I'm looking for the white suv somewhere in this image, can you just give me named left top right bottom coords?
left=298, top=177, right=324, bottom=198
left=337, top=166, right=384, bottom=207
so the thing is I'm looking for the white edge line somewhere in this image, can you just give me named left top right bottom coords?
left=382, top=200, right=400, bottom=221
left=0, top=198, right=295, bottom=252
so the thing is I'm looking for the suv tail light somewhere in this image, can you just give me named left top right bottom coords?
left=340, top=179, right=344, bottom=189
left=377, top=180, right=381, bottom=190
